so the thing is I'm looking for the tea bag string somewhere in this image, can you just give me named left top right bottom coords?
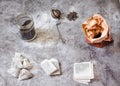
left=56, top=20, right=66, bottom=44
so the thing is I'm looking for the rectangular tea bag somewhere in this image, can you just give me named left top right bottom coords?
left=50, top=58, right=61, bottom=75
left=73, top=62, right=94, bottom=84
left=41, top=59, right=58, bottom=75
left=74, top=62, right=94, bottom=80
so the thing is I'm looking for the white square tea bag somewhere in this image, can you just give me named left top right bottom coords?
left=41, top=59, right=58, bottom=75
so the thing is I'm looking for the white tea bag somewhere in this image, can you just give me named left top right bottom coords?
left=12, top=52, right=33, bottom=70
left=74, top=62, right=94, bottom=80
left=73, top=62, right=94, bottom=84
left=12, top=52, right=24, bottom=69
left=23, top=58, right=33, bottom=70
left=8, top=52, right=34, bottom=81
left=50, top=58, right=61, bottom=75
left=41, top=59, right=58, bottom=75
left=18, top=69, right=33, bottom=80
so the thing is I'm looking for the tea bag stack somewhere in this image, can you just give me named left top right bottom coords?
left=73, top=62, right=94, bottom=84
left=41, top=58, right=61, bottom=76
left=8, top=52, right=33, bottom=80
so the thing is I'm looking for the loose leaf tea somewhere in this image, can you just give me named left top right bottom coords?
left=67, top=11, right=78, bottom=21
left=22, top=20, right=31, bottom=26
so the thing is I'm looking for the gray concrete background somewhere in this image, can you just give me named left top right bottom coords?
left=0, top=0, right=120, bottom=86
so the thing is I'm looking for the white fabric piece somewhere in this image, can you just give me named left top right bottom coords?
left=41, top=59, right=58, bottom=75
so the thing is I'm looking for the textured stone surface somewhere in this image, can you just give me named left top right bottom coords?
left=0, top=0, right=120, bottom=86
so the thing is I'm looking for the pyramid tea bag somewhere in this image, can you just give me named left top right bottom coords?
left=18, top=69, right=33, bottom=80
left=8, top=52, right=34, bottom=81
left=82, top=14, right=113, bottom=47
